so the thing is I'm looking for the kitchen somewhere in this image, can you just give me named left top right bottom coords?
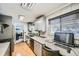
left=0, top=3, right=79, bottom=56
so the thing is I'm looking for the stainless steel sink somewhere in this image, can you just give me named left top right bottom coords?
left=43, top=44, right=52, bottom=51
left=39, top=36, right=46, bottom=38
left=42, top=44, right=60, bottom=56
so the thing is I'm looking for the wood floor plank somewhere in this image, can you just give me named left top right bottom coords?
left=12, top=42, right=35, bottom=56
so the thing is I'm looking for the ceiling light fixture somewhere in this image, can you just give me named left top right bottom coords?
left=19, top=15, right=25, bottom=22
left=20, top=3, right=36, bottom=10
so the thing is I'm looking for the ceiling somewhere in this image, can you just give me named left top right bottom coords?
left=0, top=3, right=68, bottom=22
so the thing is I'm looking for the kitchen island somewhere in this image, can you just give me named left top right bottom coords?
left=25, top=35, right=79, bottom=56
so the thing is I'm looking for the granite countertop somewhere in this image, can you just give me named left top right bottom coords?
left=31, top=36, right=47, bottom=44
left=26, top=35, right=79, bottom=56
left=0, top=42, right=10, bottom=56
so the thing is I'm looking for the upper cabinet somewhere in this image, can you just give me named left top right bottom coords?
left=27, top=22, right=35, bottom=33
left=34, top=16, right=46, bottom=32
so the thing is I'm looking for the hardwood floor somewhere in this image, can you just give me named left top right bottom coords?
left=12, top=42, right=35, bottom=56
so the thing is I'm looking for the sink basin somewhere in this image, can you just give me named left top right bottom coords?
left=42, top=44, right=60, bottom=56
left=43, top=44, right=53, bottom=51
left=39, top=36, right=46, bottom=38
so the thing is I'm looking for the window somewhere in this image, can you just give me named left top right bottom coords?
left=49, top=18, right=60, bottom=35
left=49, top=13, right=79, bottom=38
left=0, top=25, right=1, bottom=32
left=61, top=14, right=76, bottom=32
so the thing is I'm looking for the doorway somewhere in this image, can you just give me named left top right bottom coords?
left=15, top=25, right=24, bottom=43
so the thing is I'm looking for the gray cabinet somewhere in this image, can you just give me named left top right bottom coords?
left=26, top=36, right=34, bottom=51
left=34, top=40, right=60, bottom=56
left=34, top=17, right=46, bottom=32
left=0, top=42, right=10, bottom=56
left=4, top=43, right=10, bottom=56
left=34, top=40, right=43, bottom=56
left=30, top=38, right=34, bottom=51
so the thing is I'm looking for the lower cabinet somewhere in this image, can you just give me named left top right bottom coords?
left=27, top=38, right=34, bottom=52
left=28, top=38, right=60, bottom=56
left=34, top=40, right=60, bottom=56
left=4, top=44, right=10, bottom=56
left=30, top=38, right=34, bottom=51
left=34, top=40, right=43, bottom=56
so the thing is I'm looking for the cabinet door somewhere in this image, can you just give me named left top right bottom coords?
left=34, top=17, right=46, bottom=32
left=34, top=40, right=42, bottom=56
left=30, top=39, right=34, bottom=51
left=4, top=44, right=10, bottom=56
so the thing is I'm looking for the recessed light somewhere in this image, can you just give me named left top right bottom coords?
left=18, top=15, right=25, bottom=21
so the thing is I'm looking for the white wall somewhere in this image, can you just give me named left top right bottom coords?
left=23, top=23, right=28, bottom=41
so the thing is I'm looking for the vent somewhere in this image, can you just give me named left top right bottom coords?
left=20, top=3, right=36, bottom=10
